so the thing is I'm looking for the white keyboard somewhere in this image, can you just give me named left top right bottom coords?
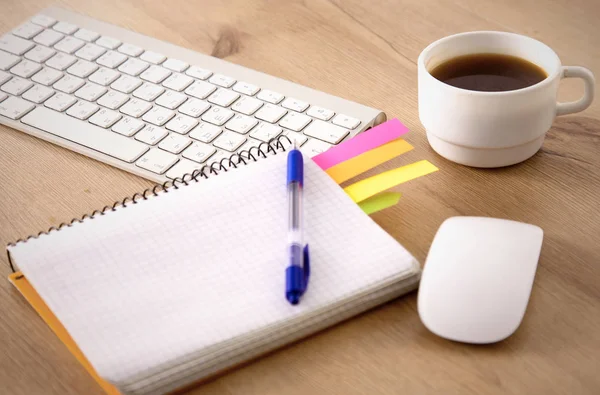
left=0, top=8, right=385, bottom=183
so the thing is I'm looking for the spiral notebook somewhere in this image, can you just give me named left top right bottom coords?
left=7, top=139, right=420, bottom=395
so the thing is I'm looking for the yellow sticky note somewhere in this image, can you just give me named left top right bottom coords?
left=326, top=139, right=414, bottom=184
left=345, top=160, right=438, bottom=203
left=358, top=192, right=402, bottom=215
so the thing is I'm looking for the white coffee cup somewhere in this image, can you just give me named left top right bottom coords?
left=418, top=31, right=595, bottom=168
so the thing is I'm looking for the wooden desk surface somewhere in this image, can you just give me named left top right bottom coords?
left=1, top=1, right=599, bottom=394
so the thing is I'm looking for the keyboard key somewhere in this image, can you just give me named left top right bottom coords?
left=163, top=58, right=188, bottom=72
left=88, top=67, right=120, bottom=86
left=209, top=73, right=236, bottom=88
left=1, top=77, right=33, bottom=95
left=142, top=106, right=175, bottom=126
left=31, top=67, right=63, bottom=86
left=53, top=21, right=78, bottom=35
left=182, top=142, right=216, bottom=163
left=74, top=29, right=100, bottom=42
left=133, top=82, right=164, bottom=101
left=54, top=75, right=85, bottom=94
left=209, top=150, right=236, bottom=165
left=120, top=98, right=152, bottom=118
left=165, top=158, right=203, bottom=180
left=281, top=97, right=309, bottom=113
left=301, top=138, right=333, bottom=157
left=239, top=138, right=261, bottom=152
left=279, top=112, right=312, bottom=131
left=0, top=92, right=6, bottom=102
left=31, top=15, right=57, bottom=28
left=213, top=130, right=246, bottom=152
left=33, top=30, right=64, bottom=47
left=10, top=60, right=42, bottom=78
left=24, top=45, right=56, bottom=63
left=140, top=51, right=166, bottom=65
left=303, top=119, right=349, bottom=144
left=256, top=89, right=284, bottom=104
left=225, top=114, right=257, bottom=134
left=185, top=80, right=216, bottom=99
left=158, top=133, right=191, bottom=154
left=22, top=84, right=54, bottom=104
left=230, top=95, right=263, bottom=115
left=54, top=36, right=85, bottom=54
left=155, top=90, right=187, bottom=109
left=162, top=73, right=193, bottom=92
left=179, top=98, right=210, bottom=118
left=89, top=108, right=122, bottom=128
left=75, top=43, right=106, bottom=61
left=0, top=34, right=35, bottom=55
left=13, top=23, right=44, bottom=40
left=306, top=105, right=335, bottom=121
left=97, top=50, right=128, bottom=68
left=113, top=116, right=146, bottom=136
left=0, top=70, right=10, bottom=85
left=189, top=122, right=222, bottom=143
left=118, top=58, right=149, bottom=76
left=66, top=100, right=99, bottom=120
left=255, top=103, right=287, bottom=123
left=0, top=51, right=20, bottom=70
left=134, top=124, right=168, bottom=144
left=208, top=88, right=240, bottom=107
left=280, top=130, right=308, bottom=147
left=43, top=92, right=77, bottom=111
left=201, top=106, right=234, bottom=126
left=111, top=75, right=142, bottom=94
left=135, top=148, right=178, bottom=174
left=67, top=59, right=98, bottom=78
left=75, top=82, right=107, bottom=102
left=95, top=36, right=121, bottom=50
left=332, top=114, right=360, bottom=129
left=165, top=114, right=198, bottom=134
left=97, top=90, right=129, bottom=109
left=0, top=96, right=35, bottom=119
left=140, top=65, right=171, bottom=84
left=233, top=81, right=259, bottom=96
left=249, top=122, right=282, bottom=142
left=118, top=43, right=143, bottom=57
left=185, top=66, right=212, bottom=80
left=22, top=107, right=148, bottom=162
left=46, top=52, right=77, bottom=70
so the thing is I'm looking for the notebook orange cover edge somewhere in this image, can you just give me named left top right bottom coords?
left=9, top=272, right=122, bottom=395
left=8, top=272, right=282, bottom=395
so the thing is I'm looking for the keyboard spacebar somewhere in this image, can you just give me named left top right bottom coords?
left=21, top=107, right=149, bottom=163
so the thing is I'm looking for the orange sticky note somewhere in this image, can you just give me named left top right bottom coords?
left=326, top=139, right=414, bottom=184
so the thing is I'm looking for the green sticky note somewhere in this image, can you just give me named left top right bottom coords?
left=358, top=192, right=402, bottom=215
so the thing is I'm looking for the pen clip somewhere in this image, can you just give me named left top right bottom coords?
left=302, top=244, right=310, bottom=293
left=286, top=244, right=310, bottom=305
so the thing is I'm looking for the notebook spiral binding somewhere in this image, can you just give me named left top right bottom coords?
left=6, top=135, right=292, bottom=273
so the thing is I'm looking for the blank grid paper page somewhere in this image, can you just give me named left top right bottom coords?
left=9, top=153, right=417, bottom=388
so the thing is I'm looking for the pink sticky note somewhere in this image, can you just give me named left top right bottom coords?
left=312, top=118, right=410, bottom=170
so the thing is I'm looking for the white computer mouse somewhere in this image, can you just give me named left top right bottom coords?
left=418, top=216, right=543, bottom=344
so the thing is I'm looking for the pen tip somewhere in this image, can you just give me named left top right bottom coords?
left=287, top=292, right=300, bottom=305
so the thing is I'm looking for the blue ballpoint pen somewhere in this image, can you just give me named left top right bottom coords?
left=286, top=143, right=310, bottom=305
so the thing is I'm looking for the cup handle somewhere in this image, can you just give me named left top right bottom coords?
left=556, top=66, right=595, bottom=116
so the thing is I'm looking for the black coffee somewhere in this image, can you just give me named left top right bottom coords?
left=430, top=53, right=547, bottom=92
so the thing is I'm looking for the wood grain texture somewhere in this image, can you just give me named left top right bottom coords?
left=1, top=1, right=599, bottom=394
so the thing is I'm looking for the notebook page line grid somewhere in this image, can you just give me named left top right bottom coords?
left=9, top=153, right=415, bottom=387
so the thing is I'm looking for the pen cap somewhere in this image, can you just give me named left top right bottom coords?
left=287, top=149, right=304, bottom=186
